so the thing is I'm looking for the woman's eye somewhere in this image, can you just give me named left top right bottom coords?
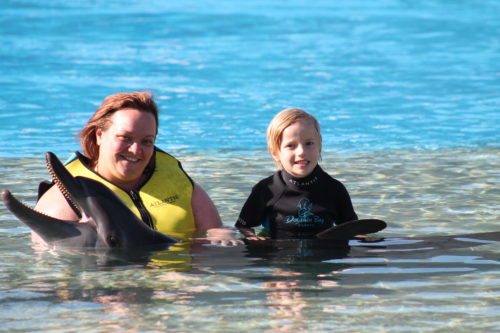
left=118, top=135, right=131, bottom=141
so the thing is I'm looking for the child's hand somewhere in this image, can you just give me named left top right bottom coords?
left=245, top=235, right=269, bottom=241
left=238, top=227, right=269, bottom=241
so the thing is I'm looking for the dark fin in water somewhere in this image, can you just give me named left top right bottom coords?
left=316, top=219, right=387, bottom=240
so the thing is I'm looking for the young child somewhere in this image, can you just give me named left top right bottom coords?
left=235, top=108, right=358, bottom=240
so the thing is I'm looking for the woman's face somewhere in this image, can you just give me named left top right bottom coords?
left=96, top=108, right=156, bottom=190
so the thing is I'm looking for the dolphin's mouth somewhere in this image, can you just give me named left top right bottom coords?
left=45, top=152, right=83, bottom=219
left=0, top=154, right=78, bottom=222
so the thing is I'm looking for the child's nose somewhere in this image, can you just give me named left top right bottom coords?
left=296, top=144, right=305, bottom=155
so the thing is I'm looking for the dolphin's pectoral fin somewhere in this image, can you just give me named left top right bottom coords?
left=2, top=189, right=96, bottom=245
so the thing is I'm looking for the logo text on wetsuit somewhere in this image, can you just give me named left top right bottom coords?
left=285, top=198, right=325, bottom=225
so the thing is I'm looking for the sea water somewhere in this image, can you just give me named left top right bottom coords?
left=0, top=1, right=499, bottom=332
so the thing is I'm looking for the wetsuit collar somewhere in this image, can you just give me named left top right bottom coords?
left=280, top=165, right=322, bottom=188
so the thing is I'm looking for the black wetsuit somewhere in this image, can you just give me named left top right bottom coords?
left=235, top=165, right=358, bottom=239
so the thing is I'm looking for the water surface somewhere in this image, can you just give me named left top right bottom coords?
left=1, top=149, right=499, bottom=332
left=0, top=0, right=499, bottom=332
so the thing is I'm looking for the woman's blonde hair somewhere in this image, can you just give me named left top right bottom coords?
left=266, top=108, right=322, bottom=167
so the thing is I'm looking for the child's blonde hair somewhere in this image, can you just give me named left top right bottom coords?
left=266, top=108, right=322, bottom=168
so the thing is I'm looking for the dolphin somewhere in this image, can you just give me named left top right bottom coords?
left=2, top=152, right=177, bottom=249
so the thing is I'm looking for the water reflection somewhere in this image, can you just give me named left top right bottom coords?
left=263, top=272, right=307, bottom=333
left=0, top=148, right=499, bottom=332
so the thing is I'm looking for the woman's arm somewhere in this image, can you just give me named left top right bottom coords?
left=34, top=185, right=79, bottom=221
left=191, top=182, right=242, bottom=246
left=32, top=185, right=80, bottom=245
left=191, top=182, right=223, bottom=230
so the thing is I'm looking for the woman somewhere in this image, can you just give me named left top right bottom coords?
left=35, top=91, right=239, bottom=245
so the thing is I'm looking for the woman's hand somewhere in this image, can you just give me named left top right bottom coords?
left=206, top=227, right=243, bottom=246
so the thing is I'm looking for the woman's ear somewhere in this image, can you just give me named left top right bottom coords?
left=96, top=128, right=102, bottom=146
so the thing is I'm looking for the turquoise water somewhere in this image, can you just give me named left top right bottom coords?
left=1, top=0, right=499, bottom=157
left=1, top=1, right=499, bottom=332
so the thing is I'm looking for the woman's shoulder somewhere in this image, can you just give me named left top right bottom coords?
left=153, top=147, right=178, bottom=160
left=152, top=147, right=185, bottom=169
left=34, top=185, right=79, bottom=221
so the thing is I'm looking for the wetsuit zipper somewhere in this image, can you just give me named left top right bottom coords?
left=129, top=190, right=155, bottom=230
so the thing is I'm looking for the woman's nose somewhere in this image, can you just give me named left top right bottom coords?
left=128, top=140, right=142, bottom=153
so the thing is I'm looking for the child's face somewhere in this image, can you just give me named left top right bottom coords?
left=272, top=119, right=321, bottom=178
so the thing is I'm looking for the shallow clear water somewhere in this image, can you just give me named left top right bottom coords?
left=1, top=0, right=499, bottom=332
left=1, top=149, right=499, bottom=332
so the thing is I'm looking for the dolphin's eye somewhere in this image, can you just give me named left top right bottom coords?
left=107, top=235, right=120, bottom=248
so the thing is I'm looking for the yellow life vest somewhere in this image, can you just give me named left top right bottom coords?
left=64, top=149, right=196, bottom=239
